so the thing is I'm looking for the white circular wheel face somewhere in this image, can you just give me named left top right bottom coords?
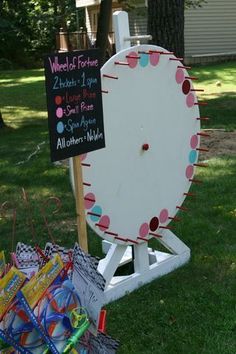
left=81, top=45, right=200, bottom=245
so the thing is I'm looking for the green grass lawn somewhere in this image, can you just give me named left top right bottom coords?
left=191, top=62, right=236, bottom=130
left=0, top=62, right=236, bottom=353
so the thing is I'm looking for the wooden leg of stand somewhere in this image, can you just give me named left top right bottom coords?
left=73, top=156, right=88, bottom=252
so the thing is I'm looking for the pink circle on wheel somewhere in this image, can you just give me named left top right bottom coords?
left=98, top=215, right=110, bottom=231
left=127, top=52, right=139, bottom=69
left=139, top=223, right=149, bottom=238
left=56, top=107, right=63, bottom=118
left=185, top=165, right=194, bottom=179
left=186, top=93, right=195, bottom=107
left=150, top=52, right=160, bottom=66
left=80, top=153, right=87, bottom=161
left=84, top=193, right=96, bottom=209
left=159, top=209, right=169, bottom=223
left=175, top=69, right=185, bottom=84
left=190, top=134, right=199, bottom=149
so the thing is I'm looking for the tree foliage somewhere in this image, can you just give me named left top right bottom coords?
left=0, top=0, right=78, bottom=68
left=0, top=0, right=207, bottom=68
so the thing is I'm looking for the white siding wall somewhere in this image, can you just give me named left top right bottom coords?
left=185, top=0, right=236, bottom=56
left=129, top=9, right=148, bottom=37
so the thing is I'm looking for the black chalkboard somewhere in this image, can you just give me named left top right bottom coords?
left=44, top=49, right=105, bottom=162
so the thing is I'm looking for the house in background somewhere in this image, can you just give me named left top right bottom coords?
left=74, top=0, right=236, bottom=64
left=74, top=0, right=148, bottom=50
left=185, top=0, right=236, bottom=63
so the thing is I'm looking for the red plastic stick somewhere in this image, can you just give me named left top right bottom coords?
left=189, top=178, right=203, bottom=184
left=87, top=211, right=101, bottom=217
left=126, top=238, right=139, bottom=244
left=194, top=163, right=208, bottom=168
left=149, top=232, right=162, bottom=238
left=83, top=182, right=91, bottom=186
left=178, top=65, right=192, bottom=70
left=168, top=216, right=181, bottom=222
left=185, top=76, right=198, bottom=80
left=197, top=132, right=210, bottom=137
left=115, top=236, right=127, bottom=242
left=137, top=237, right=149, bottom=242
left=159, top=225, right=172, bottom=230
left=114, top=61, right=129, bottom=66
left=126, top=55, right=141, bottom=59
left=194, top=102, right=208, bottom=106
left=84, top=197, right=95, bottom=202
left=176, top=206, right=189, bottom=211
left=169, top=57, right=183, bottom=61
left=105, top=230, right=118, bottom=237
left=184, top=192, right=196, bottom=197
left=149, top=51, right=174, bottom=55
left=103, top=74, right=118, bottom=80
left=95, top=223, right=109, bottom=229
left=98, top=310, right=107, bottom=333
left=196, top=147, right=209, bottom=152
left=197, top=117, right=210, bottom=121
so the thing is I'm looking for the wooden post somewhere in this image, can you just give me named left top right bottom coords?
left=73, top=155, right=88, bottom=252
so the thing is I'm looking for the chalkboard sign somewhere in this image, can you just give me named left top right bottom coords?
left=44, top=49, right=105, bottom=162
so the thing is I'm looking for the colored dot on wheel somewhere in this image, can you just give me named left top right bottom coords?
left=56, top=107, right=63, bottom=118
left=80, top=153, right=87, bottom=161
left=190, top=134, right=199, bottom=149
left=175, top=69, right=185, bottom=84
left=150, top=52, right=160, bottom=66
left=55, top=96, right=62, bottom=105
left=149, top=217, right=159, bottom=232
left=57, top=121, right=64, bottom=134
left=140, top=53, right=149, bottom=67
left=159, top=209, right=169, bottom=223
left=186, top=93, right=195, bottom=108
left=84, top=193, right=96, bottom=209
left=139, top=223, right=149, bottom=238
left=90, top=205, right=102, bottom=222
left=185, top=165, right=194, bottom=179
left=98, top=215, right=110, bottom=231
left=182, top=80, right=191, bottom=95
left=189, top=150, right=197, bottom=164
left=127, top=51, right=139, bottom=69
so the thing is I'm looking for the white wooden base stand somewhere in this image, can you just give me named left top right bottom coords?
left=98, top=230, right=190, bottom=304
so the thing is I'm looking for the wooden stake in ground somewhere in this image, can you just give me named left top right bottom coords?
left=73, top=155, right=88, bottom=252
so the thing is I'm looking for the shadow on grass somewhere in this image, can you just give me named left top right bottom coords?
left=199, top=92, right=236, bottom=129
left=0, top=69, right=44, bottom=81
left=191, top=61, right=236, bottom=83
left=0, top=80, right=46, bottom=114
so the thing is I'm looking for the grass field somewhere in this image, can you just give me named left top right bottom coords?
left=0, top=61, right=236, bottom=353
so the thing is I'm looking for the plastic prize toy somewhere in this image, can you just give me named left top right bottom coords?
left=72, top=12, right=210, bottom=304
left=61, top=307, right=90, bottom=353
left=3, top=278, right=83, bottom=353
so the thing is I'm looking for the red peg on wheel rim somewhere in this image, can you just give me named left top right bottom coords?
left=142, top=143, right=149, bottom=151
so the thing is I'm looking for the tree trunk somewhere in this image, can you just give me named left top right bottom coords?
left=147, top=0, right=185, bottom=59
left=0, top=111, right=5, bottom=128
left=96, top=0, right=113, bottom=66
